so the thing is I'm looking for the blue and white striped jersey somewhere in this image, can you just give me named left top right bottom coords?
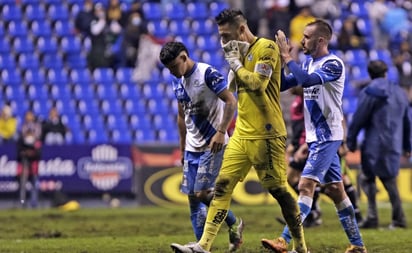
left=172, top=62, right=229, bottom=152
left=302, top=54, right=345, bottom=143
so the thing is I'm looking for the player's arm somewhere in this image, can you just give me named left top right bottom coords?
left=235, top=42, right=276, bottom=91
left=205, top=67, right=237, bottom=153
left=177, top=103, right=186, bottom=162
left=286, top=59, right=343, bottom=87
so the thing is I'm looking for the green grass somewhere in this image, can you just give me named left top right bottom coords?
left=0, top=202, right=410, bottom=252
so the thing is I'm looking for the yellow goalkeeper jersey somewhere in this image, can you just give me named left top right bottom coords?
left=232, top=37, right=286, bottom=139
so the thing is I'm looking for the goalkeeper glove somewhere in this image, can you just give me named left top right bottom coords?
left=224, top=49, right=243, bottom=72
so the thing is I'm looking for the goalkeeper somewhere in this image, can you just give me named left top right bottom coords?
left=171, top=9, right=307, bottom=253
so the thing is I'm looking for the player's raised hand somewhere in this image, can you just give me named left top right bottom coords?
left=275, top=30, right=293, bottom=63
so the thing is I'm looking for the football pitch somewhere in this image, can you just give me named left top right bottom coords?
left=0, top=202, right=410, bottom=252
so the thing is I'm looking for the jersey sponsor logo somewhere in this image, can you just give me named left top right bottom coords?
left=304, top=87, right=320, bottom=99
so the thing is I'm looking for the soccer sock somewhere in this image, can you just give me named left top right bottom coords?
left=312, top=186, right=320, bottom=212
left=281, top=195, right=312, bottom=244
left=202, top=191, right=236, bottom=227
left=198, top=195, right=231, bottom=251
left=336, top=197, right=364, bottom=246
left=344, top=183, right=359, bottom=211
left=189, top=196, right=207, bottom=241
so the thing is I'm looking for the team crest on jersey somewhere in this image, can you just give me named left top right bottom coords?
left=255, top=63, right=272, bottom=77
left=247, top=54, right=253, bottom=61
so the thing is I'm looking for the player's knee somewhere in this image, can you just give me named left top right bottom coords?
left=268, top=186, right=288, bottom=200
left=214, top=177, right=231, bottom=198
left=323, top=183, right=341, bottom=199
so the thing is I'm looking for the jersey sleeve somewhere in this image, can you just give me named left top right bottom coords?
left=315, top=59, right=343, bottom=84
left=204, top=66, right=227, bottom=94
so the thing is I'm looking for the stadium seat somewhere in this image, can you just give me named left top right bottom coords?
left=13, top=37, right=34, bottom=54
left=66, top=54, right=87, bottom=69
left=186, top=2, right=208, bottom=20
left=18, top=53, right=40, bottom=71
left=115, top=67, right=133, bottom=84
left=60, top=36, right=82, bottom=55
left=109, top=129, right=131, bottom=144
left=36, top=36, right=59, bottom=55
left=0, top=53, right=16, bottom=70
left=147, top=20, right=169, bottom=38
left=24, top=4, right=46, bottom=21
left=53, top=20, right=75, bottom=38
left=168, top=19, right=191, bottom=37
left=47, top=4, right=70, bottom=22
left=191, top=19, right=216, bottom=35
left=46, top=68, right=69, bottom=85
left=41, top=53, right=64, bottom=69
left=30, top=20, right=53, bottom=38
left=69, top=69, right=92, bottom=85
left=0, top=40, right=11, bottom=55
left=7, top=20, right=29, bottom=38
left=93, top=68, right=115, bottom=84
left=344, top=49, right=368, bottom=66
left=2, top=5, right=23, bottom=22
left=24, top=69, right=46, bottom=86
left=209, top=1, right=229, bottom=17
left=1, top=69, right=22, bottom=86
left=196, top=34, right=219, bottom=51
left=164, top=2, right=186, bottom=20
left=142, top=2, right=163, bottom=20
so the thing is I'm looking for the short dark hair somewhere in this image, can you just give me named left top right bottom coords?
left=367, top=60, right=388, bottom=79
left=307, top=19, right=333, bottom=41
left=215, top=9, right=246, bottom=26
left=159, top=41, right=188, bottom=65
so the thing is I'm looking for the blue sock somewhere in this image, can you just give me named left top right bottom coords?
left=336, top=198, right=364, bottom=247
left=189, top=197, right=207, bottom=241
left=281, top=195, right=312, bottom=244
left=225, top=210, right=237, bottom=227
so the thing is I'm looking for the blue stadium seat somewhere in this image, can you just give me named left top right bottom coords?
left=53, top=20, right=75, bottom=38
left=41, top=53, right=64, bottom=69
left=66, top=54, right=87, bottom=69
left=115, top=67, right=133, bottom=84
left=164, top=3, right=186, bottom=20
left=0, top=54, right=16, bottom=70
left=110, top=129, right=131, bottom=144
left=24, top=4, right=46, bottom=21
left=47, top=68, right=69, bottom=85
left=13, top=37, right=34, bottom=54
left=186, top=2, right=208, bottom=20
left=93, top=68, right=115, bottom=84
left=36, top=36, right=59, bottom=55
left=2, top=5, right=23, bottom=22
left=1, top=69, right=22, bottom=86
left=18, top=53, right=40, bottom=71
left=147, top=20, right=169, bottom=38
left=191, top=19, right=216, bottom=35
left=142, top=2, right=163, bottom=20
left=30, top=20, right=52, bottom=38
left=344, top=49, right=368, bottom=66
left=70, top=69, right=92, bottom=84
left=0, top=40, right=11, bottom=55
left=47, top=4, right=70, bottom=21
left=24, top=69, right=46, bottom=86
left=209, top=1, right=229, bottom=17
left=60, top=36, right=82, bottom=55
left=7, top=20, right=29, bottom=38
left=168, top=19, right=191, bottom=37
left=196, top=34, right=219, bottom=51
left=132, top=128, right=156, bottom=143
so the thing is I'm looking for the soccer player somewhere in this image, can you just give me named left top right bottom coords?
left=171, top=9, right=307, bottom=253
left=159, top=41, right=244, bottom=252
left=262, top=20, right=367, bottom=253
